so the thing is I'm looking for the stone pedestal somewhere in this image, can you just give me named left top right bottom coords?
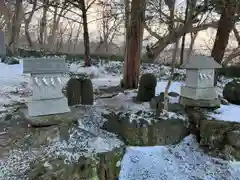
left=28, top=98, right=70, bottom=117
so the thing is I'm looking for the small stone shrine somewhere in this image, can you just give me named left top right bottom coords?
left=23, top=57, right=70, bottom=117
left=179, top=55, right=222, bottom=107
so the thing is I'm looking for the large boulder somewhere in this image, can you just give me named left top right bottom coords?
left=136, top=73, right=157, bottom=102
left=102, top=110, right=189, bottom=146
left=223, top=79, right=240, bottom=105
left=187, top=108, right=240, bottom=160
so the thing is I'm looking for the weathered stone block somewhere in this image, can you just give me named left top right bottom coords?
left=102, top=110, right=189, bottom=146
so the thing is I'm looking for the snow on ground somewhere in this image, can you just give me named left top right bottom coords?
left=208, top=104, right=240, bottom=122
left=0, top=60, right=240, bottom=179
left=119, top=135, right=240, bottom=180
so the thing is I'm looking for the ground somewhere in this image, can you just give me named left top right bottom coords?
left=0, top=60, right=240, bottom=179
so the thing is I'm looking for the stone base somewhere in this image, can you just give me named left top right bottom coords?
left=28, top=97, right=70, bottom=117
left=21, top=106, right=85, bottom=127
left=179, top=96, right=220, bottom=108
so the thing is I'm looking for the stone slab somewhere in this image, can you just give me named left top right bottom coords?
left=31, top=74, right=65, bottom=100
left=181, top=86, right=218, bottom=100
left=179, top=96, right=220, bottom=107
left=27, top=97, right=70, bottom=117
left=23, top=57, right=68, bottom=74
left=20, top=106, right=85, bottom=127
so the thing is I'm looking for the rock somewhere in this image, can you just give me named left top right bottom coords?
left=81, top=79, right=94, bottom=105
left=223, top=145, right=240, bottom=161
left=223, top=79, right=240, bottom=105
left=66, top=78, right=81, bottom=106
left=168, top=92, right=179, bottom=97
left=7, top=57, right=19, bottom=65
left=102, top=110, right=189, bottom=146
left=187, top=108, right=240, bottom=160
left=136, top=73, right=157, bottom=102
left=227, top=130, right=240, bottom=148
left=149, top=93, right=164, bottom=109
left=27, top=146, right=125, bottom=180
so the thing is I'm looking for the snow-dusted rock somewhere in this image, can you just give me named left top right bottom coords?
left=187, top=107, right=240, bottom=160
left=102, top=110, right=189, bottom=146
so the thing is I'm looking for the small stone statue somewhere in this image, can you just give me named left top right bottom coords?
left=137, top=73, right=157, bottom=102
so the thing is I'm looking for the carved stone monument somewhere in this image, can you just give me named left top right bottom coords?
left=179, top=55, right=222, bottom=107
left=23, top=57, right=70, bottom=117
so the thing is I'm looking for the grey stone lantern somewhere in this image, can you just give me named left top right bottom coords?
left=23, top=57, right=70, bottom=117
left=179, top=55, right=222, bottom=107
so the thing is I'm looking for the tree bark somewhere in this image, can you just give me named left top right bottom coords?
left=211, top=0, right=237, bottom=85
left=8, top=0, right=24, bottom=56
left=80, top=0, right=91, bottom=67
left=39, top=0, right=49, bottom=50
left=123, top=0, right=146, bottom=89
left=24, top=0, right=37, bottom=48
left=211, top=0, right=237, bottom=64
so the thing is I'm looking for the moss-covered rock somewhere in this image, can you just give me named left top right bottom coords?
left=102, top=110, right=189, bottom=146
left=223, top=79, right=240, bottom=105
left=26, top=145, right=125, bottom=180
left=186, top=108, right=240, bottom=160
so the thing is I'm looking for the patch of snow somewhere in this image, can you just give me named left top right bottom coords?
left=208, top=104, right=240, bottom=122
left=96, top=91, right=150, bottom=111
left=156, top=81, right=183, bottom=95
left=69, top=63, right=104, bottom=78
left=92, top=75, right=121, bottom=88
left=119, top=135, right=240, bottom=180
left=0, top=106, right=123, bottom=180
left=160, top=110, right=186, bottom=121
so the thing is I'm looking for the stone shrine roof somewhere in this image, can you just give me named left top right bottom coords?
left=180, top=55, right=222, bottom=69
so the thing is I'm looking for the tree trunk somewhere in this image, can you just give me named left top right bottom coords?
left=80, top=0, right=91, bottom=67
left=211, top=0, right=237, bottom=64
left=187, top=32, right=198, bottom=60
left=8, top=0, right=23, bottom=56
left=24, top=0, right=37, bottom=48
left=39, top=0, right=49, bottom=50
left=164, top=40, right=179, bottom=111
left=123, top=0, right=146, bottom=89
left=211, top=0, right=237, bottom=84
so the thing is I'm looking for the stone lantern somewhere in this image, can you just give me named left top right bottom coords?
left=179, top=55, right=222, bottom=107
left=23, top=57, right=70, bottom=117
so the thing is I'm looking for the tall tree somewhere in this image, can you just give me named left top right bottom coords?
left=123, top=0, right=146, bottom=89
left=211, top=0, right=237, bottom=64
left=24, top=0, right=38, bottom=48
left=67, top=0, right=97, bottom=66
